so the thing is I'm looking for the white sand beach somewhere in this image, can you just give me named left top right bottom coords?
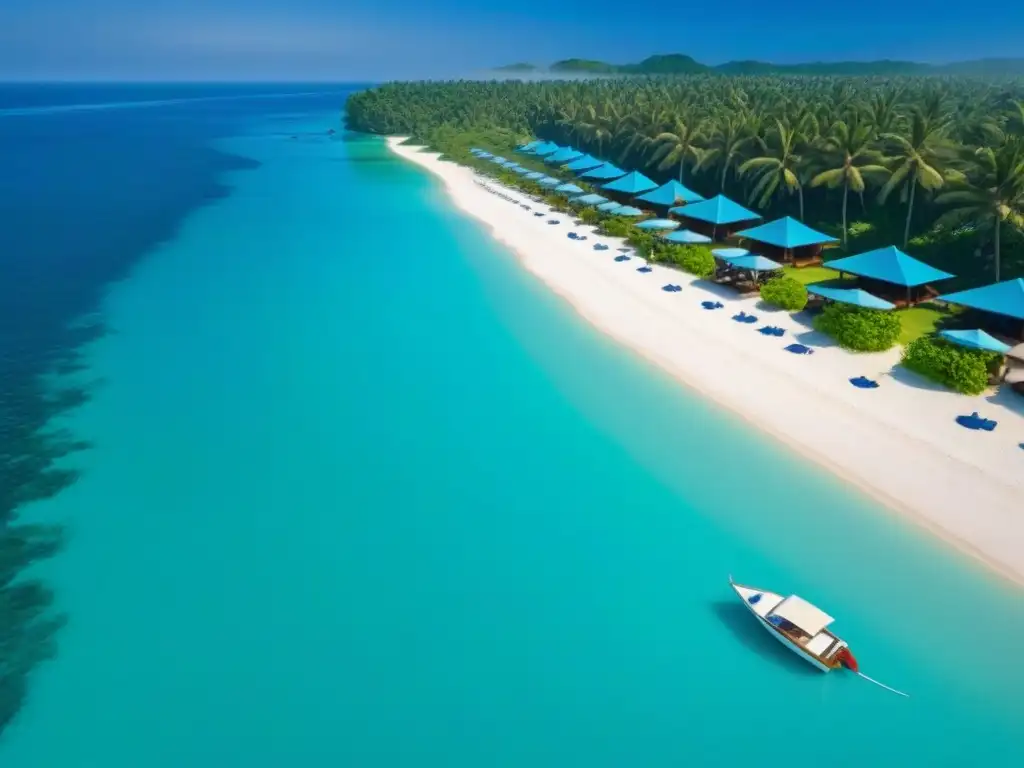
left=388, top=138, right=1024, bottom=584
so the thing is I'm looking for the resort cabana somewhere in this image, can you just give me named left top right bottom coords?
left=671, top=195, right=761, bottom=240
left=579, top=163, right=627, bottom=181
left=663, top=229, right=712, bottom=244
left=937, top=278, right=1024, bottom=340
left=609, top=205, right=644, bottom=217
left=530, top=142, right=560, bottom=157
left=565, top=154, right=605, bottom=173
left=545, top=148, right=584, bottom=165
left=825, top=246, right=956, bottom=307
left=714, top=250, right=783, bottom=291
left=572, top=193, right=608, bottom=206
left=732, top=216, right=839, bottom=267
left=635, top=218, right=679, bottom=231
left=635, top=180, right=705, bottom=211
left=938, top=329, right=1012, bottom=354
left=601, top=171, right=658, bottom=198
left=555, top=183, right=584, bottom=195
left=806, top=285, right=896, bottom=311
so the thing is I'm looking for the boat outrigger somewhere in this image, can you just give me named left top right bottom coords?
left=728, top=576, right=909, bottom=696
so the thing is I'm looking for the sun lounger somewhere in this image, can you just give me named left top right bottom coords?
left=577, top=235, right=588, bottom=241
left=732, top=312, right=758, bottom=324
left=637, top=266, right=653, bottom=273
left=662, top=284, right=682, bottom=292
left=758, top=326, right=785, bottom=337
left=785, top=343, right=814, bottom=355
left=615, top=255, right=631, bottom=262
left=594, top=243, right=609, bottom=251
left=850, top=376, right=879, bottom=389
left=547, top=220, right=560, bottom=225
left=701, top=301, right=724, bottom=310
left=534, top=212, right=544, bottom=217
left=567, top=232, right=577, bottom=239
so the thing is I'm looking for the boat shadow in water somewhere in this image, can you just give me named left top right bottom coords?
left=711, top=601, right=821, bottom=677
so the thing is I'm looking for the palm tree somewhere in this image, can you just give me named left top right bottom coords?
left=697, top=116, right=754, bottom=192
left=649, top=114, right=703, bottom=183
left=934, top=138, right=1024, bottom=281
left=738, top=119, right=806, bottom=218
left=810, top=119, right=890, bottom=247
left=879, top=109, right=953, bottom=248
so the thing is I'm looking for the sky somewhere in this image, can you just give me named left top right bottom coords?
left=3, top=0, right=1024, bottom=81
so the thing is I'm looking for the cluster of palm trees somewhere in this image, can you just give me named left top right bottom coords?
left=347, top=76, right=1024, bottom=280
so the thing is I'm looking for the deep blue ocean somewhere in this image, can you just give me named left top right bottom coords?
left=1, top=83, right=1023, bottom=766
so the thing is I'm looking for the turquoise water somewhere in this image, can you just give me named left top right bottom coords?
left=4, top=101, right=1024, bottom=766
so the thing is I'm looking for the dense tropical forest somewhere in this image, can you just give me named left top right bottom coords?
left=346, top=76, right=1024, bottom=285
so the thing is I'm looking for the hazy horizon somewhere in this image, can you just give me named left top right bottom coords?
left=3, top=1, right=1023, bottom=81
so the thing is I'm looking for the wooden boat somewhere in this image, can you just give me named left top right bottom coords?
left=729, top=576, right=858, bottom=673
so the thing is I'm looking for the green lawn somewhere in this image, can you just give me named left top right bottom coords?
left=782, top=265, right=850, bottom=285
left=896, top=305, right=949, bottom=344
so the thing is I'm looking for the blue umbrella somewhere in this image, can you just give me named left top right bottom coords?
left=597, top=201, right=622, bottom=212
left=524, top=171, right=545, bottom=180
left=555, top=183, right=584, bottom=194
left=806, top=285, right=896, bottom=311
left=512, top=166, right=532, bottom=175
left=728, top=255, right=784, bottom=272
left=712, top=248, right=751, bottom=260
left=610, top=205, right=644, bottom=217
left=938, top=329, right=1012, bottom=354
left=635, top=218, right=680, bottom=231
left=538, top=176, right=562, bottom=187
left=663, top=229, right=712, bottom=244
left=572, top=193, right=608, bottom=206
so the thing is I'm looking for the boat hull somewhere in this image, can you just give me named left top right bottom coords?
left=730, top=579, right=834, bottom=673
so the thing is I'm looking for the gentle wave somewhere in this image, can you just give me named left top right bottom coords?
left=0, top=89, right=348, bottom=118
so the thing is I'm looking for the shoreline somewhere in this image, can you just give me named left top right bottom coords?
left=387, top=137, right=1024, bottom=586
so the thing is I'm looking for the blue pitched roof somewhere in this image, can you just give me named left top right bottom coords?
left=807, top=285, right=896, bottom=310
left=566, top=154, right=604, bottom=172
left=938, top=329, right=1012, bottom=354
left=601, top=171, right=657, bottom=195
left=728, top=254, right=784, bottom=272
left=825, top=246, right=955, bottom=288
left=546, top=148, right=583, bottom=164
left=674, top=195, right=760, bottom=225
left=580, top=163, right=627, bottom=180
left=937, top=278, right=1024, bottom=320
left=635, top=218, right=679, bottom=231
left=572, top=193, right=608, bottom=205
left=635, top=180, right=705, bottom=207
left=531, top=142, right=560, bottom=156
left=663, top=229, right=712, bottom=244
left=610, top=205, right=644, bottom=216
left=734, top=217, right=838, bottom=249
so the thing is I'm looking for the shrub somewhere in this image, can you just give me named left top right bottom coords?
left=760, top=277, right=808, bottom=311
left=901, top=337, right=998, bottom=395
left=627, top=229, right=657, bottom=257
left=598, top=217, right=634, bottom=238
left=659, top=244, right=715, bottom=278
left=578, top=207, right=600, bottom=225
left=813, top=304, right=902, bottom=352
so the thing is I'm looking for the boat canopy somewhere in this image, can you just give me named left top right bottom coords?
left=771, top=596, right=834, bottom=635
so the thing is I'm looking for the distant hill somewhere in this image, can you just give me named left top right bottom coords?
left=494, top=62, right=538, bottom=72
left=495, top=53, right=1024, bottom=78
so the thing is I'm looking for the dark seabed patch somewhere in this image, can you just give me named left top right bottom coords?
left=0, top=83, right=348, bottom=736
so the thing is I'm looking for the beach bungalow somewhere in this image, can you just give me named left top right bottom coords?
left=565, top=154, right=605, bottom=173
left=732, top=216, right=839, bottom=267
left=579, top=163, right=627, bottom=181
left=824, top=246, right=955, bottom=307
left=937, top=278, right=1024, bottom=340
left=601, top=171, right=658, bottom=201
left=671, top=195, right=760, bottom=240
left=545, top=147, right=584, bottom=165
left=635, top=180, right=705, bottom=211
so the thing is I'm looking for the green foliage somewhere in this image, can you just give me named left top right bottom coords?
left=901, top=336, right=998, bottom=394
left=578, top=207, right=601, bottom=225
left=597, top=217, right=634, bottom=238
left=658, top=244, right=716, bottom=278
left=626, top=228, right=657, bottom=257
left=759, top=276, right=809, bottom=310
left=847, top=221, right=875, bottom=239
left=813, top=304, right=903, bottom=351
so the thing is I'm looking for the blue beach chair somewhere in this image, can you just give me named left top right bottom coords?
left=732, top=311, right=758, bottom=324
left=955, top=412, right=997, bottom=431
left=593, top=243, right=609, bottom=251
left=615, top=254, right=631, bottom=262
left=662, top=284, right=682, bottom=292
left=637, top=265, right=653, bottom=273
left=850, top=376, right=879, bottom=389
left=701, top=301, right=724, bottom=310
left=785, top=343, right=814, bottom=355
